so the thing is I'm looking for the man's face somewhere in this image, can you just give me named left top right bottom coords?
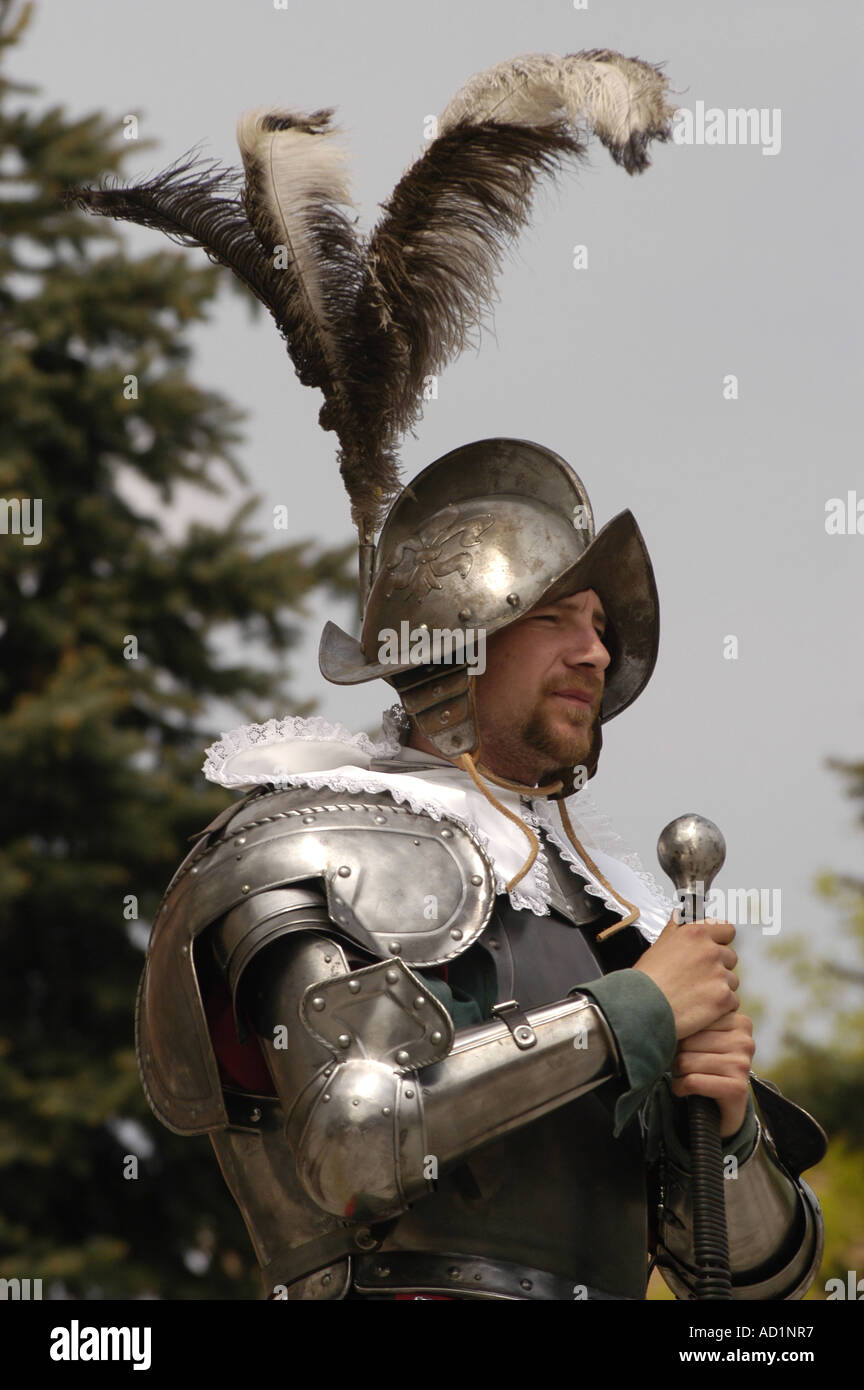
left=471, top=588, right=610, bottom=785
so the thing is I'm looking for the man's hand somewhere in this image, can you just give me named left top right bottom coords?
left=633, top=914, right=739, bottom=1039
left=670, top=1012, right=756, bottom=1139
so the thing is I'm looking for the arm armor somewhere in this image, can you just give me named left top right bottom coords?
left=656, top=1079, right=827, bottom=1300
left=228, top=912, right=626, bottom=1225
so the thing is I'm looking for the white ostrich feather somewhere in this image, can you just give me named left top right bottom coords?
left=236, top=108, right=357, bottom=376
left=439, top=50, right=677, bottom=157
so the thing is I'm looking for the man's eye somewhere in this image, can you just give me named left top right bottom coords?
left=533, top=614, right=557, bottom=622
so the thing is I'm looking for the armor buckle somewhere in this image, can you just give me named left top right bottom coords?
left=490, top=999, right=537, bottom=1050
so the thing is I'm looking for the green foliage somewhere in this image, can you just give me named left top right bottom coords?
left=805, top=1139, right=864, bottom=1292
left=769, top=766, right=864, bottom=1296
left=0, top=0, right=353, bottom=1297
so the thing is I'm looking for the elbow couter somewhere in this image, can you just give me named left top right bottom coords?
left=296, top=1060, right=427, bottom=1223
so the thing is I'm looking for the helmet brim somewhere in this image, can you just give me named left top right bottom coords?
left=319, top=508, right=658, bottom=724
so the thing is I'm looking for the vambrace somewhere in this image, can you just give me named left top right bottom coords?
left=656, top=1086, right=826, bottom=1300
left=241, top=937, right=623, bottom=1225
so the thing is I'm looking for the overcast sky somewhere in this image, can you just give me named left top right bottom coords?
left=18, top=0, right=863, bottom=1060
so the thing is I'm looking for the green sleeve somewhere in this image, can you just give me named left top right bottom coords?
left=573, top=969, right=678, bottom=1138
left=414, top=943, right=499, bottom=1031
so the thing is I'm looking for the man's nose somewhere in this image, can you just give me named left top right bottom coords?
left=561, top=626, right=611, bottom=671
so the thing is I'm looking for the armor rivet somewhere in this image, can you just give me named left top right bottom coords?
left=235, top=855, right=243, bottom=861
left=458, top=608, right=471, bottom=622
left=414, top=996, right=425, bottom=1008
left=432, top=686, right=442, bottom=697
left=374, top=815, right=386, bottom=825
left=431, top=1031, right=442, bottom=1043
left=388, top=941, right=402, bottom=955
left=404, top=1087, right=415, bottom=1099
left=324, top=955, right=332, bottom=963
left=324, top=1066, right=333, bottom=1075
left=181, top=944, right=188, bottom=955
left=322, top=1094, right=331, bottom=1102
left=348, top=979, right=361, bottom=993
left=413, top=839, right=421, bottom=846
left=506, top=592, right=520, bottom=607
left=439, top=710, right=451, bottom=723
left=488, top=939, right=500, bottom=950
left=338, top=1034, right=351, bottom=1047
left=376, top=1265, right=390, bottom=1278
left=385, top=968, right=400, bottom=983
left=470, top=874, right=483, bottom=886
left=450, top=928, right=463, bottom=940
left=516, top=1027, right=532, bottom=1041
left=337, top=864, right=351, bottom=877
left=351, top=1098, right=360, bottom=1106
left=302, top=815, right=316, bottom=824
left=311, top=996, right=326, bottom=1011
left=521, top=1279, right=533, bottom=1290
left=473, top=1273, right=483, bottom=1281
left=448, top=1267, right=461, bottom=1279
left=241, top=884, right=250, bottom=894
left=382, top=1106, right=392, bottom=1116
left=396, top=1049, right=410, bottom=1065
left=440, top=828, right=453, bottom=839
left=190, top=866, right=198, bottom=874
left=321, top=1273, right=332, bottom=1285
left=353, top=1226, right=382, bottom=1252
left=249, top=1106, right=261, bottom=1123
left=417, top=623, right=428, bottom=632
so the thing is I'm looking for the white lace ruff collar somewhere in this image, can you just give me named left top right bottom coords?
left=202, top=707, right=675, bottom=943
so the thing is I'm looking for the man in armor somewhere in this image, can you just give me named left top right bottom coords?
left=137, top=436, right=826, bottom=1301
left=68, top=47, right=826, bottom=1300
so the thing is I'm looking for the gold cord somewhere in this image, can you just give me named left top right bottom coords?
left=476, top=762, right=564, bottom=797
left=455, top=752, right=540, bottom=891
left=556, top=798, right=639, bottom=939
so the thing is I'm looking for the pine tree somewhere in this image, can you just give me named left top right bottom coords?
left=0, top=0, right=353, bottom=1297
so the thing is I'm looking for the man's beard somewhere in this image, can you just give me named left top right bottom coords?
left=521, top=702, right=598, bottom=780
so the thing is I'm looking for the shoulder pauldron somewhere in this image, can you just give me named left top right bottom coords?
left=136, top=785, right=495, bottom=1135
